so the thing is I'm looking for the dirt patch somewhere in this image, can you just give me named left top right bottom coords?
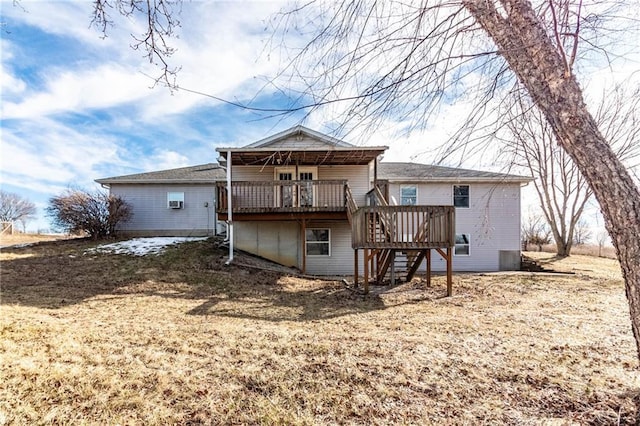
left=1, top=239, right=637, bottom=424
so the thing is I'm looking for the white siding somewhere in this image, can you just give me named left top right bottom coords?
left=110, top=184, right=216, bottom=236
left=389, top=181, right=522, bottom=271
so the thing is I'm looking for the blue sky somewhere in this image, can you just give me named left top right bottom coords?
left=1, top=0, right=453, bottom=231
left=1, top=1, right=638, bottom=232
left=1, top=1, right=312, bottom=230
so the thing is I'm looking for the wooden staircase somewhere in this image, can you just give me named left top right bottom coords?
left=349, top=185, right=455, bottom=295
left=347, top=182, right=455, bottom=295
left=365, top=187, right=432, bottom=285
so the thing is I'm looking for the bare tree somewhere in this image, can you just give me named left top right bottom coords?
left=46, top=189, right=133, bottom=239
left=88, top=0, right=640, bottom=357
left=0, top=190, right=36, bottom=231
left=596, top=229, right=610, bottom=257
left=275, top=0, right=640, bottom=357
left=91, top=0, right=182, bottom=86
left=505, top=101, right=591, bottom=256
left=503, top=81, right=639, bottom=256
left=572, top=219, right=593, bottom=246
left=522, top=213, right=552, bottom=251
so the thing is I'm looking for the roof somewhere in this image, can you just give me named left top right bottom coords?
left=217, top=125, right=388, bottom=166
left=378, top=162, right=532, bottom=182
left=95, top=163, right=225, bottom=185
left=242, top=125, right=355, bottom=148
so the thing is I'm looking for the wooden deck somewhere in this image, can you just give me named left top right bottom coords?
left=216, top=180, right=348, bottom=215
left=350, top=187, right=455, bottom=295
left=217, top=180, right=455, bottom=296
left=350, top=205, right=455, bottom=249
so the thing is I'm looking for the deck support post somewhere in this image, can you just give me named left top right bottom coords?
left=426, top=249, right=431, bottom=287
left=354, top=249, right=358, bottom=288
left=225, top=150, right=234, bottom=265
left=390, top=250, right=396, bottom=285
left=301, top=219, right=306, bottom=274
left=446, top=247, right=452, bottom=297
left=363, top=248, right=369, bottom=294
left=436, top=247, right=453, bottom=297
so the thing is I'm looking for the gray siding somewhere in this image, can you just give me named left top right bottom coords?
left=110, top=184, right=216, bottom=236
left=388, top=181, right=522, bottom=271
left=229, top=163, right=371, bottom=274
left=305, top=221, right=355, bottom=275
left=232, top=219, right=356, bottom=275
left=262, top=135, right=339, bottom=149
left=234, top=221, right=299, bottom=267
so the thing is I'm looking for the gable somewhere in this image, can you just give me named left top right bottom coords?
left=242, top=125, right=354, bottom=149
left=218, top=125, right=387, bottom=166
left=257, top=134, right=349, bottom=150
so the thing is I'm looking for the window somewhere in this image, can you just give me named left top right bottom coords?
left=454, top=234, right=470, bottom=256
left=306, top=229, right=330, bottom=256
left=453, top=185, right=469, bottom=208
left=167, top=192, right=185, bottom=209
left=400, top=186, right=417, bottom=205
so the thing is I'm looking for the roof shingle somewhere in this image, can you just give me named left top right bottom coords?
left=95, top=163, right=225, bottom=184
left=378, top=162, right=531, bottom=182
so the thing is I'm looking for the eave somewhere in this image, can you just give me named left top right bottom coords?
left=216, top=147, right=388, bottom=166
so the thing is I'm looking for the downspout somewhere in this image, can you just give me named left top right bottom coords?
left=225, top=150, right=234, bottom=264
left=212, top=188, right=217, bottom=236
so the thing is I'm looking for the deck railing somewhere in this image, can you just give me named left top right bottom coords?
left=351, top=205, right=455, bottom=249
left=345, top=185, right=358, bottom=224
left=216, top=180, right=348, bottom=213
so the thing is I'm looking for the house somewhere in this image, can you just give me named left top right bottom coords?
left=96, top=163, right=226, bottom=236
left=97, top=126, right=531, bottom=293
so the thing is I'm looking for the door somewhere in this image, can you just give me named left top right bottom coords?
left=275, top=168, right=295, bottom=207
left=299, top=170, right=314, bottom=207
left=274, top=167, right=318, bottom=208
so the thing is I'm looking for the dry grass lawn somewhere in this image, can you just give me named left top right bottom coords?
left=1, top=239, right=638, bottom=424
left=0, top=232, right=74, bottom=248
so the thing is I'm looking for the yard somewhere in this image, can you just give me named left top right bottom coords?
left=0, top=237, right=638, bottom=424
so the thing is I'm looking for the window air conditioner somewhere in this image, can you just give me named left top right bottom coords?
left=169, top=200, right=183, bottom=209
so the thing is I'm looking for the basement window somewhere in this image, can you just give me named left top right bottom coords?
left=306, top=229, right=330, bottom=256
left=454, top=234, right=470, bottom=256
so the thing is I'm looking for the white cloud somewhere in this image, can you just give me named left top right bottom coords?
left=2, top=64, right=153, bottom=119
left=1, top=117, right=127, bottom=190
left=0, top=66, right=27, bottom=97
left=2, top=1, right=131, bottom=49
left=143, top=150, right=191, bottom=171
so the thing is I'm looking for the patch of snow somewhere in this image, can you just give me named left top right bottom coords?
left=85, top=237, right=208, bottom=256
left=0, top=242, right=34, bottom=249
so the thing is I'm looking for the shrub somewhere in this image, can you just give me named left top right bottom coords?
left=47, top=189, right=132, bottom=239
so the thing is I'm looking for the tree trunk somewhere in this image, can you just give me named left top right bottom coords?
left=464, top=0, right=640, bottom=358
left=556, top=240, right=571, bottom=257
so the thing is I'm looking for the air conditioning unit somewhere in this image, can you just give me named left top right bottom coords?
left=169, top=200, right=183, bottom=209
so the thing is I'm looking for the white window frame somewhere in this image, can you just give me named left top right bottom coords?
left=454, top=233, right=471, bottom=256
left=400, top=185, right=417, bottom=205
left=167, top=192, right=185, bottom=209
left=453, top=185, right=470, bottom=208
left=305, top=228, right=331, bottom=256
